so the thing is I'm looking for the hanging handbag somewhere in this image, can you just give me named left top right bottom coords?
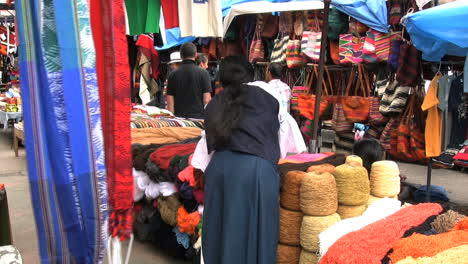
left=349, top=18, right=369, bottom=34
left=339, top=33, right=365, bottom=64
left=341, top=65, right=371, bottom=123
left=380, top=117, right=400, bottom=151
left=329, top=40, right=340, bottom=64
left=375, top=32, right=400, bottom=62
left=297, top=66, right=333, bottom=120
left=294, top=11, right=304, bottom=37
left=391, top=94, right=427, bottom=162
left=261, top=13, right=279, bottom=39
left=301, top=12, right=321, bottom=61
left=388, top=38, right=403, bottom=72
left=327, top=8, right=349, bottom=41
left=379, top=79, right=410, bottom=117
left=286, top=35, right=306, bottom=69
left=291, top=72, right=310, bottom=113
left=362, top=29, right=379, bottom=63
left=249, top=28, right=265, bottom=62
left=271, top=33, right=290, bottom=64
left=369, top=68, right=390, bottom=125
left=279, top=12, right=293, bottom=35
left=396, top=42, right=422, bottom=86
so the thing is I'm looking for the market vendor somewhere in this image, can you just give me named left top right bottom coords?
left=203, top=56, right=281, bottom=264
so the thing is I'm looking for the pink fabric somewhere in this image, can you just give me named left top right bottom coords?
left=284, top=153, right=329, bottom=162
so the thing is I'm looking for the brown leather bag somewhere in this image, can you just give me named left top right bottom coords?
left=261, top=13, right=279, bottom=39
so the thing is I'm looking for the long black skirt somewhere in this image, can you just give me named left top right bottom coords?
left=202, top=150, right=280, bottom=264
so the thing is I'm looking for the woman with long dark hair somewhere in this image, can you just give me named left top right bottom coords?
left=202, top=56, right=281, bottom=264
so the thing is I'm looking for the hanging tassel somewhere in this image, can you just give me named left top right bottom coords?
left=111, top=236, right=122, bottom=264
left=107, top=235, right=134, bottom=264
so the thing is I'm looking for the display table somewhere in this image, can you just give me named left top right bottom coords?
left=13, top=124, right=24, bottom=157
left=0, top=110, right=22, bottom=131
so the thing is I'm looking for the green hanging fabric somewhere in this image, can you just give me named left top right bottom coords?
left=125, top=0, right=161, bottom=35
left=328, top=8, right=349, bottom=41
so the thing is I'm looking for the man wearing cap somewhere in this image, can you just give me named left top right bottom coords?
left=166, top=42, right=212, bottom=119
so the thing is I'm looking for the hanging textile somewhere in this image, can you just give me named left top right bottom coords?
left=161, top=0, right=179, bottom=29
left=124, top=0, right=161, bottom=35
left=107, top=0, right=134, bottom=241
left=16, top=0, right=108, bottom=263
left=178, top=0, right=223, bottom=37
left=136, top=34, right=160, bottom=105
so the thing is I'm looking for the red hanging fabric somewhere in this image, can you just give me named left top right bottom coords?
left=91, top=0, right=133, bottom=241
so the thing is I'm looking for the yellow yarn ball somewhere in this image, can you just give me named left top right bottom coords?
left=337, top=204, right=367, bottom=219
left=281, top=171, right=308, bottom=211
left=279, top=207, right=304, bottom=246
left=300, top=172, right=338, bottom=216
left=370, top=161, right=400, bottom=198
left=277, top=243, right=301, bottom=264
left=300, top=213, right=341, bottom=252
left=346, top=155, right=363, bottom=167
left=300, top=250, right=319, bottom=264
left=332, top=164, right=370, bottom=206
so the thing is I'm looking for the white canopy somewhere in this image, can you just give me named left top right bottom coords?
left=223, top=0, right=324, bottom=36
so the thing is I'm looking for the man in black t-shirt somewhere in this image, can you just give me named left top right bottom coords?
left=166, top=43, right=212, bottom=119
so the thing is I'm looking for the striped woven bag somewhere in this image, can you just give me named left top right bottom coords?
left=271, top=34, right=290, bottom=64
left=339, top=34, right=365, bottom=64
left=286, top=37, right=306, bottom=69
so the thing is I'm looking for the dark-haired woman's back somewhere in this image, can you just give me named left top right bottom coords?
left=202, top=84, right=281, bottom=264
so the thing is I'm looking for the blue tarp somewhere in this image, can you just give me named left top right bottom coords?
left=222, top=0, right=388, bottom=33
left=404, top=0, right=468, bottom=61
left=331, top=0, right=388, bottom=33
left=156, top=27, right=196, bottom=51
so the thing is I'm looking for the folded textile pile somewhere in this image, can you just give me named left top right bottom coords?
left=131, top=138, right=204, bottom=261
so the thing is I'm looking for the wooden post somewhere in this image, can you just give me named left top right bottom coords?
left=310, top=0, right=331, bottom=153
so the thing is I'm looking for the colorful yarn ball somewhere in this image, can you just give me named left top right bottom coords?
left=332, top=164, right=370, bottom=206
left=337, top=204, right=367, bottom=219
left=389, top=230, right=468, bottom=263
left=158, top=194, right=181, bottom=226
left=430, top=210, right=466, bottom=234
left=300, top=213, right=341, bottom=252
left=300, top=172, right=338, bottom=216
left=277, top=243, right=301, bottom=264
left=281, top=171, right=308, bottom=211
left=320, top=203, right=443, bottom=264
left=452, top=217, right=468, bottom=231
left=279, top=207, right=304, bottom=246
left=307, top=164, right=335, bottom=173
left=345, top=155, right=363, bottom=167
left=370, top=160, right=400, bottom=198
left=177, top=206, right=201, bottom=235
left=395, top=245, right=468, bottom=264
left=299, top=250, right=319, bottom=264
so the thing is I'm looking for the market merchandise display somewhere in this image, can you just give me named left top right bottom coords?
left=370, top=160, right=401, bottom=198
left=321, top=203, right=444, bottom=264
left=300, top=171, right=337, bottom=216
left=277, top=154, right=347, bottom=263
left=298, top=168, right=340, bottom=264
left=131, top=138, right=204, bottom=261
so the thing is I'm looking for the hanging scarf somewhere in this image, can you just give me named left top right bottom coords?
left=107, top=0, right=134, bottom=241
left=16, top=0, right=108, bottom=262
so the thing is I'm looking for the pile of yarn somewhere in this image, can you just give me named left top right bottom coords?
left=370, top=161, right=400, bottom=203
left=278, top=171, right=306, bottom=262
left=298, top=166, right=341, bottom=264
left=131, top=139, right=204, bottom=261
left=332, top=163, right=370, bottom=219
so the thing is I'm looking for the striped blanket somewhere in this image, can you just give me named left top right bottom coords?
left=16, top=0, right=108, bottom=263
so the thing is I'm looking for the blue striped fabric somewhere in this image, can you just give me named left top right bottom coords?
left=16, top=0, right=108, bottom=263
